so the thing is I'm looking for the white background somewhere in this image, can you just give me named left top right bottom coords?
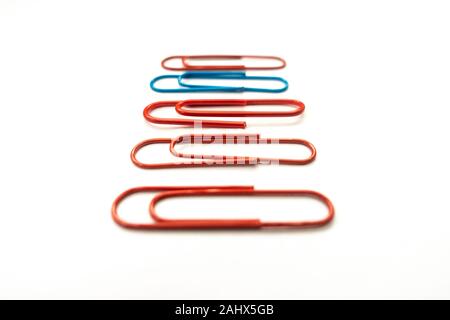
left=1, top=0, right=450, bottom=299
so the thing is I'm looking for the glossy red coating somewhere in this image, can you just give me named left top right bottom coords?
left=111, top=186, right=255, bottom=229
left=143, top=99, right=305, bottom=129
left=176, top=99, right=304, bottom=117
left=131, top=134, right=316, bottom=169
left=161, top=55, right=286, bottom=71
left=111, top=186, right=334, bottom=229
left=148, top=188, right=334, bottom=229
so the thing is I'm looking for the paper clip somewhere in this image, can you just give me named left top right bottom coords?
left=143, top=99, right=305, bottom=129
left=130, top=134, right=316, bottom=169
left=161, top=55, right=286, bottom=71
left=112, top=186, right=334, bottom=229
left=150, top=71, right=288, bottom=93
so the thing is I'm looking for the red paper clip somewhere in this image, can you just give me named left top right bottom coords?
left=112, top=186, right=334, bottom=229
left=143, top=99, right=305, bottom=129
left=161, top=55, right=286, bottom=71
left=131, top=134, right=316, bottom=168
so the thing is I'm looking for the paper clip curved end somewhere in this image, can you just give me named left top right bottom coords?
left=111, top=187, right=143, bottom=229
left=161, top=56, right=185, bottom=71
left=150, top=74, right=185, bottom=93
left=130, top=138, right=177, bottom=169
left=272, top=77, right=289, bottom=93
left=277, top=56, right=287, bottom=69
left=149, top=75, right=166, bottom=92
left=281, top=80, right=289, bottom=92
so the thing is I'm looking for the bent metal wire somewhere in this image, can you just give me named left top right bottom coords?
left=143, top=99, right=305, bottom=129
left=161, top=55, right=287, bottom=71
left=112, top=186, right=334, bottom=229
left=150, top=71, right=288, bottom=93
left=130, top=134, right=316, bottom=169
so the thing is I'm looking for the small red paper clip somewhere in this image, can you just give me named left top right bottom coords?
left=112, top=186, right=334, bottom=229
left=161, top=55, right=286, bottom=71
left=131, top=134, right=316, bottom=169
left=143, top=99, right=305, bottom=129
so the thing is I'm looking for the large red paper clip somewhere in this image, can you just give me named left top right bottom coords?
left=112, top=186, right=334, bottom=229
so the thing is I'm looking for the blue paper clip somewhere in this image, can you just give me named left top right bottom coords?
left=149, top=71, right=289, bottom=93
